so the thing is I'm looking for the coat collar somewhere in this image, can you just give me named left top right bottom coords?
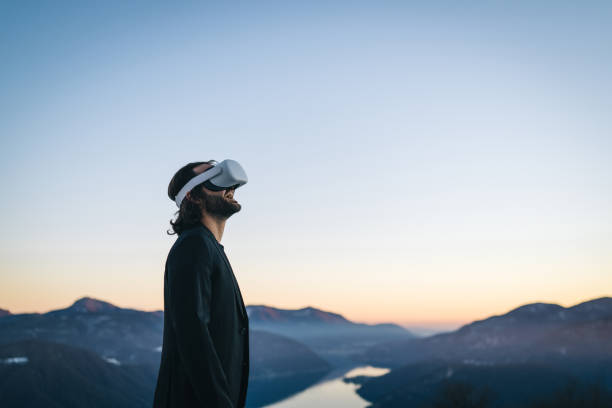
left=189, top=223, right=224, bottom=249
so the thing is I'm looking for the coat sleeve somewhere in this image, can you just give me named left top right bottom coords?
left=168, top=234, right=234, bottom=407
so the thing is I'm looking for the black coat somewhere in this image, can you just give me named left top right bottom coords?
left=153, top=224, right=249, bottom=408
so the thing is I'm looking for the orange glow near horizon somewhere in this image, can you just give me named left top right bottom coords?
left=1, top=269, right=609, bottom=331
left=1, top=241, right=610, bottom=329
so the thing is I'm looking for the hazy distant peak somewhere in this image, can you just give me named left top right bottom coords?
left=500, top=297, right=612, bottom=322
left=246, top=305, right=349, bottom=324
left=459, top=296, right=612, bottom=334
left=570, top=296, right=612, bottom=310
left=295, top=306, right=348, bottom=322
left=0, top=308, right=11, bottom=317
left=68, top=297, right=119, bottom=313
left=507, top=302, right=564, bottom=316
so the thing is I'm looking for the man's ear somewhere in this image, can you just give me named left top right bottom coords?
left=185, top=191, right=201, bottom=204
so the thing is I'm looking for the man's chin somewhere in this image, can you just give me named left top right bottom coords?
left=220, top=202, right=241, bottom=218
left=225, top=197, right=241, bottom=211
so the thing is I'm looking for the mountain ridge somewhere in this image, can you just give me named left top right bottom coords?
left=2, top=296, right=610, bottom=331
left=465, top=296, right=612, bottom=330
left=247, top=304, right=351, bottom=324
left=359, top=296, right=612, bottom=368
left=66, top=296, right=121, bottom=313
left=1, top=297, right=405, bottom=327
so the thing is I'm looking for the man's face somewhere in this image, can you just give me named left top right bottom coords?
left=201, top=185, right=241, bottom=219
left=190, top=163, right=242, bottom=219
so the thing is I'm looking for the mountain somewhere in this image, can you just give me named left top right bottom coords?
left=0, top=296, right=164, bottom=368
left=247, top=305, right=414, bottom=366
left=355, top=297, right=612, bottom=408
left=0, top=308, right=10, bottom=317
left=0, top=296, right=336, bottom=407
left=246, top=329, right=331, bottom=407
left=0, top=334, right=327, bottom=408
left=355, top=358, right=612, bottom=408
left=247, top=305, right=410, bottom=334
left=360, top=297, right=612, bottom=367
left=249, top=329, right=331, bottom=380
left=248, top=305, right=350, bottom=324
left=64, top=296, right=122, bottom=313
left=0, top=339, right=156, bottom=408
left=0, top=296, right=335, bottom=371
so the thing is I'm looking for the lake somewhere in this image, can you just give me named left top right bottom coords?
left=264, top=365, right=390, bottom=408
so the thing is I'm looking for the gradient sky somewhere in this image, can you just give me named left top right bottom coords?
left=1, top=1, right=610, bottom=330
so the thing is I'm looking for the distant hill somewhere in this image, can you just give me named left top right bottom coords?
left=355, top=297, right=612, bottom=408
left=0, top=308, right=10, bottom=317
left=0, top=296, right=334, bottom=372
left=0, top=296, right=338, bottom=407
left=0, top=332, right=330, bottom=408
left=356, top=358, right=612, bottom=408
left=248, top=305, right=350, bottom=324
left=360, top=297, right=612, bottom=367
left=0, top=296, right=164, bottom=368
left=247, top=305, right=414, bottom=366
left=0, top=339, right=156, bottom=408
left=246, top=329, right=331, bottom=407
left=249, top=329, right=331, bottom=380
left=64, top=296, right=123, bottom=313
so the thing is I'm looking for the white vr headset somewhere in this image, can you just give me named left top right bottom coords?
left=174, top=159, right=248, bottom=208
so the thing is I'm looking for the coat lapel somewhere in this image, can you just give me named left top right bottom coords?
left=196, top=225, right=247, bottom=321
left=215, top=246, right=247, bottom=320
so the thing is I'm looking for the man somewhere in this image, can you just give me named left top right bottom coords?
left=153, top=159, right=250, bottom=408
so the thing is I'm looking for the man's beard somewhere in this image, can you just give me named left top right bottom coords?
left=203, top=191, right=241, bottom=219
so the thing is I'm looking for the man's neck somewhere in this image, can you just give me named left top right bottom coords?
left=201, top=214, right=226, bottom=243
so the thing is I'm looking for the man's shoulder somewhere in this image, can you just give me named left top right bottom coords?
left=171, top=226, right=217, bottom=254
left=165, top=228, right=218, bottom=278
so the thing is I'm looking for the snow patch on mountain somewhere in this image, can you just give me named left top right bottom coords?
left=103, top=357, right=121, bottom=365
left=1, top=356, right=28, bottom=364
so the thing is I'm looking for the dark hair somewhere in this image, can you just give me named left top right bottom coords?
left=167, top=161, right=215, bottom=235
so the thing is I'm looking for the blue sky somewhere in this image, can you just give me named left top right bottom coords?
left=1, top=1, right=610, bottom=329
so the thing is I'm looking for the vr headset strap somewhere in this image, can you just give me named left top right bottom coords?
left=175, top=166, right=223, bottom=207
